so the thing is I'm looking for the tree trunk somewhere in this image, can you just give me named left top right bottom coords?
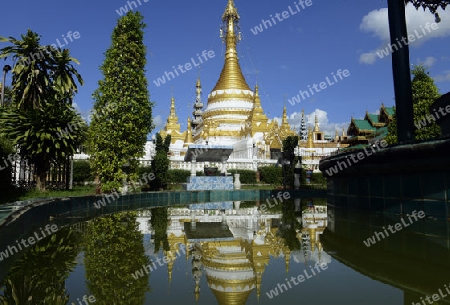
left=36, top=168, right=47, bottom=191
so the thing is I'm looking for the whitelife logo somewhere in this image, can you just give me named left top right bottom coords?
left=376, top=22, right=439, bottom=59
left=152, top=50, right=215, bottom=87
left=325, top=140, right=388, bottom=176
left=266, top=262, right=328, bottom=299
left=0, top=224, right=59, bottom=261
left=288, top=69, right=350, bottom=106
left=250, top=0, right=313, bottom=35
left=363, top=210, right=425, bottom=247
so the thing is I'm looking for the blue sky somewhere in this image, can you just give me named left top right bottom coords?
left=1, top=0, right=449, bottom=137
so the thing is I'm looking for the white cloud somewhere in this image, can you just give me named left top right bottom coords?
left=280, top=65, right=289, bottom=70
left=152, top=115, right=163, bottom=129
left=359, top=52, right=378, bottom=64
left=359, top=6, right=450, bottom=64
left=278, top=109, right=349, bottom=137
left=434, top=70, right=450, bottom=82
left=420, top=56, right=437, bottom=67
left=288, top=26, right=303, bottom=33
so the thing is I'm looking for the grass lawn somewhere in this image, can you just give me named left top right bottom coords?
left=1, top=182, right=325, bottom=206
left=1, top=185, right=96, bottom=205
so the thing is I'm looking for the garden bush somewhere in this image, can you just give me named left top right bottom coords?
left=0, top=136, right=14, bottom=190
left=73, top=160, right=93, bottom=182
left=228, top=169, right=257, bottom=184
left=167, top=169, right=191, bottom=183
left=258, top=166, right=282, bottom=185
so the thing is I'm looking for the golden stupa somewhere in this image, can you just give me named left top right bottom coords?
left=162, top=0, right=296, bottom=151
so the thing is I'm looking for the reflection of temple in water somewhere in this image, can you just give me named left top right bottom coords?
left=136, top=201, right=328, bottom=304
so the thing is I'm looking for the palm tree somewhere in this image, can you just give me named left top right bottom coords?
left=0, top=30, right=85, bottom=191
left=49, top=47, right=83, bottom=104
left=0, top=29, right=52, bottom=110
left=1, top=64, right=12, bottom=106
left=1, top=85, right=13, bottom=108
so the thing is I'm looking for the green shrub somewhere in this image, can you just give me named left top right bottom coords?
left=73, top=160, right=93, bottom=182
left=137, top=165, right=152, bottom=177
left=258, top=166, right=282, bottom=185
left=0, top=136, right=14, bottom=190
left=167, top=169, right=191, bottom=183
left=228, top=169, right=256, bottom=184
left=311, top=172, right=327, bottom=185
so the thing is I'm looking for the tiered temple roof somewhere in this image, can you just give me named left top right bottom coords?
left=343, top=103, right=395, bottom=146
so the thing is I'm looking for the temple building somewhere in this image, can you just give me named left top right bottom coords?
left=145, top=0, right=348, bottom=173
left=342, top=103, right=395, bottom=147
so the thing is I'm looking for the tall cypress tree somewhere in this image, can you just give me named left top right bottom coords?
left=411, top=65, right=441, bottom=140
left=385, top=65, right=441, bottom=144
left=89, top=11, right=153, bottom=192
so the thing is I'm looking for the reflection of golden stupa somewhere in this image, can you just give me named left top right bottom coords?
left=162, top=213, right=291, bottom=304
left=201, top=240, right=256, bottom=305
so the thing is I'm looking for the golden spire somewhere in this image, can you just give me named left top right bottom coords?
left=162, top=96, right=181, bottom=135
left=196, top=78, right=201, bottom=95
left=313, top=114, right=320, bottom=132
left=249, top=85, right=267, bottom=121
left=167, top=97, right=179, bottom=124
left=281, top=106, right=290, bottom=130
left=184, top=118, right=194, bottom=147
left=306, top=126, right=314, bottom=149
left=211, top=0, right=251, bottom=92
left=285, top=249, right=291, bottom=274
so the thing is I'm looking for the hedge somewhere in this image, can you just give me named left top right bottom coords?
left=258, top=166, right=282, bottom=185
left=72, top=160, right=93, bottom=182
left=167, top=169, right=191, bottom=183
left=228, top=169, right=257, bottom=184
left=0, top=136, right=14, bottom=190
left=138, top=168, right=204, bottom=185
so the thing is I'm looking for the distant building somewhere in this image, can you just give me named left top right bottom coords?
left=342, top=103, right=395, bottom=146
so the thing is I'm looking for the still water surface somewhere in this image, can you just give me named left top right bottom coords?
left=1, top=199, right=448, bottom=305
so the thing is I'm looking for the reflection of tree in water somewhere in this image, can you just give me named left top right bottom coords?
left=0, top=227, right=81, bottom=305
left=150, top=207, right=169, bottom=252
left=84, top=211, right=149, bottom=305
left=280, top=201, right=302, bottom=251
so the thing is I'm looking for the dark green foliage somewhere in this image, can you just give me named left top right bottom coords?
left=258, top=166, right=282, bottom=185
left=282, top=135, right=299, bottom=163
left=386, top=65, right=441, bottom=144
left=385, top=112, right=398, bottom=145
left=0, top=30, right=85, bottom=191
left=228, top=169, right=257, bottom=184
left=72, top=160, right=93, bottom=182
left=84, top=212, right=149, bottom=304
left=150, top=207, right=169, bottom=252
left=89, top=11, right=153, bottom=192
left=412, top=65, right=441, bottom=140
left=0, top=30, right=83, bottom=111
left=311, top=172, right=326, bottom=185
left=167, top=169, right=191, bottom=183
left=0, top=227, right=81, bottom=304
left=280, top=202, right=301, bottom=251
left=0, top=135, right=14, bottom=190
left=0, top=102, right=87, bottom=191
left=150, top=134, right=170, bottom=191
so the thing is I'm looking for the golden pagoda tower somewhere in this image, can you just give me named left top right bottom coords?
left=306, top=127, right=315, bottom=151
left=243, top=84, right=270, bottom=137
left=183, top=118, right=194, bottom=148
left=196, top=0, right=255, bottom=144
left=313, top=114, right=320, bottom=132
left=160, top=96, right=186, bottom=144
